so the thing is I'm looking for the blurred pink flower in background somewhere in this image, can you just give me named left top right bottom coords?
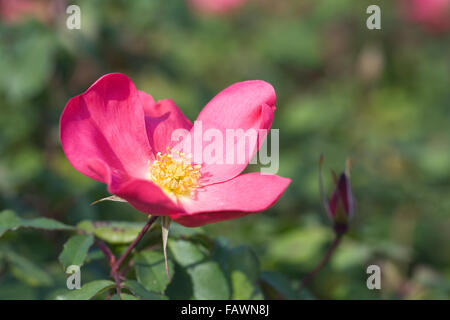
left=402, top=0, right=450, bottom=32
left=0, top=0, right=48, bottom=24
left=188, top=0, right=250, bottom=15
left=0, top=0, right=63, bottom=25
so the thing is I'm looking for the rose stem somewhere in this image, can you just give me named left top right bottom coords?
left=96, top=216, right=159, bottom=298
left=96, top=239, right=115, bottom=266
left=95, top=239, right=121, bottom=296
left=113, top=215, right=159, bottom=272
left=298, top=233, right=343, bottom=292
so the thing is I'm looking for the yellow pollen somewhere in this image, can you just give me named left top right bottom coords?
left=149, top=147, right=201, bottom=196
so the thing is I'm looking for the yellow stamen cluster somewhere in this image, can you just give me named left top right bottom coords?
left=150, top=147, right=201, bottom=196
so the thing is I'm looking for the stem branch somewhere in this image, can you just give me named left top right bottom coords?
left=113, top=215, right=158, bottom=272
left=96, top=239, right=115, bottom=266
left=298, top=233, right=343, bottom=292
left=95, top=215, right=159, bottom=298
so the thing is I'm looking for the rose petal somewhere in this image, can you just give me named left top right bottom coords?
left=138, top=90, right=157, bottom=113
left=170, top=173, right=290, bottom=227
left=110, top=178, right=181, bottom=215
left=171, top=211, right=254, bottom=227
left=60, top=73, right=153, bottom=182
left=182, top=80, right=276, bottom=185
left=143, top=97, right=193, bottom=154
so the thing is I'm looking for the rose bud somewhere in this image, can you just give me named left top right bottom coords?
left=319, top=155, right=355, bottom=235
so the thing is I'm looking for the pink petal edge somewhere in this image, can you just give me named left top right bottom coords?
left=170, top=173, right=291, bottom=227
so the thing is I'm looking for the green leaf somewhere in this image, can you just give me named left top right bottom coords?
left=169, top=222, right=205, bottom=238
left=0, top=278, right=39, bottom=299
left=168, top=222, right=212, bottom=249
left=85, top=249, right=105, bottom=264
left=77, top=220, right=146, bottom=244
left=0, top=210, right=21, bottom=237
left=21, top=218, right=74, bottom=230
left=260, top=271, right=299, bottom=300
left=0, top=210, right=74, bottom=237
left=165, top=263, right=193, bottom=300
left=228, top=246, right=263, bottom=300
left=59, top=234, right=94, bottom=270
left=124, top=280, right=167, bottom=300
left=168, top=239, right=204, bottom=267
left=56, top=280, right=115, bottom=300
left=135, top=250, right=173, bottom=294
left=169, top=239, right=229, bottom=299
left=111, top=293, right=139, bottom=300
left=4, top=251, right=53, bottom=287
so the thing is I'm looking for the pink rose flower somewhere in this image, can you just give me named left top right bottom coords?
left=60, top=73, right=290, bottom=227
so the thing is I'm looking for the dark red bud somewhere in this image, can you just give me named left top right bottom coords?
left=319, top=156, right=355, bottom=234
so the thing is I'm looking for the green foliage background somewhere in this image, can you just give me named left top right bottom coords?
left=0, top=0, right=449, bottom=299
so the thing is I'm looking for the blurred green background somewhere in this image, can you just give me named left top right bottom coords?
left=0, top=0, right=449, bottom=299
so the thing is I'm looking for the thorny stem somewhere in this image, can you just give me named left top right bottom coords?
left=114, top=216, right=158, bottom=271
left=95, top=239, right=115, bottom=266
left=96, top=216, right=159, bottom=298
left=298, top=232, right=343, bottom=292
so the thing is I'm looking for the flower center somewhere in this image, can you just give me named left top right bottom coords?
left=149, top=147, right=201, bottom=197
